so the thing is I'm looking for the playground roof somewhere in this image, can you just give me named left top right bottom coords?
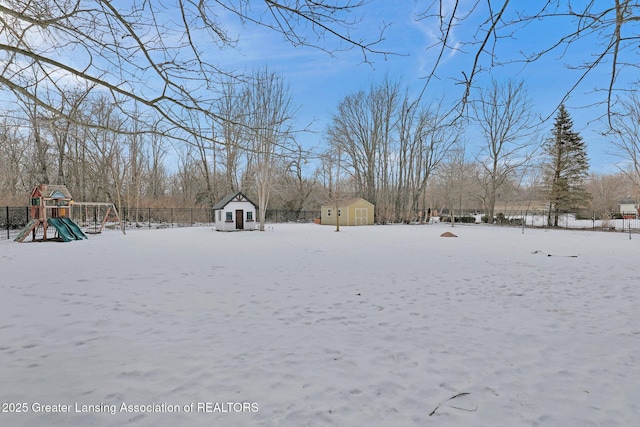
left=31, top=184, right=73, bottom=200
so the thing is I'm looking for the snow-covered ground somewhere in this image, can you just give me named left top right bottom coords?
left=1, top=223, right=638, bottom=426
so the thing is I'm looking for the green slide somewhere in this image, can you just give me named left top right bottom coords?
left=47, top=218, right=77, bottom=242
left=60, top=217, right=88, bottom=240
left=14, top=219, right=39, bottom=243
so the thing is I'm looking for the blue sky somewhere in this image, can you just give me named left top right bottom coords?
left=211, top=1, right=639, bottom=175
left=2, top=1, right=634, bottom=176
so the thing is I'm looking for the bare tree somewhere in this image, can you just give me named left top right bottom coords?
left=586, top=173, right=633, bottom=214
left=124, top=110, right=148, bottom=217
left=184, top=112, right=218, bottom=205
left=243, top=68, right=295, bottom=231
left=416, top=1, right=640, bottom=121
left=328, top=80, right=460, bottom=223
left=280, top=143, right=317, bottom=216
left=611, top=93, right=640, bottom=189
left=327, top=80, right=400, bottom=221
left=14, top=84, right=50, bottom=185
left=83, top=96, right=128, bottom=210
left=214, top=77, right=249, bottom=195
left=0, top=0, right=387, bottom=145
left=472, top=79, right=538, bottom=221
left=47, top=87, right=94, bottom=185
left=317, top=149, right=339, bottom=201
left=145, top=129, right=169, bottom=201
left=0, top=116, right=29, bottom=198
left=316, top=145, right=350, bottom=230
left=433, top=142, right=479, bottom=226
left=171, top=149, right=200, bottom=206
left=396, top=98, right=460, bottom=222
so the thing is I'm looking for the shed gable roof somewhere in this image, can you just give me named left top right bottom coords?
left=213, top=191, right=258, bottom=210
left=321, top=197, right=374, bottom=209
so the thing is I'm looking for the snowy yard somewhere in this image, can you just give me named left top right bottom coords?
left=1, top=223, right=638, bottom=426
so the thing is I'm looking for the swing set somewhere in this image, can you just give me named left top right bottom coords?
left=14, top=184, right=125, bottom=242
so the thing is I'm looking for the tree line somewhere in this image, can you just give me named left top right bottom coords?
left=2, top=75, right=640, bottom=226
left=2, top=1, right=640, bottom=228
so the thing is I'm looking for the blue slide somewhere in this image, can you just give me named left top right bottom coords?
left=60, top=217, right=88, bottom=240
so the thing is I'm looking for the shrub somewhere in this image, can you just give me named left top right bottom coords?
left=441, top=215, right=475, bottom=223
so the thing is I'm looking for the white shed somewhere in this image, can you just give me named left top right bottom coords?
left=213, top=192, right=258, bottom=231
left=619, top=199, right=638, bottom=217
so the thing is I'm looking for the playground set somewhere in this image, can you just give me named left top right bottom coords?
left=14, top=184, right=124, bottom=243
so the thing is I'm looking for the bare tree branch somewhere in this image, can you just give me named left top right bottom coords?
left=0, top=0, right=389, bottom=146
left=416, top=1, right=640, bottom=125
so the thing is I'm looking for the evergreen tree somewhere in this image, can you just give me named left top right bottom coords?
left=544, top=105, right=591, bottom=226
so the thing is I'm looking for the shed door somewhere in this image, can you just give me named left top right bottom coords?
left=355, top=208, right=368, bottom=225
left=235, top=209, right=244, bottom=229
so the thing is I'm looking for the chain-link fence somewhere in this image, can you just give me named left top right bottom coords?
left=118, top=207, right=214, bottom=230
left=1, top=206, right=31, bottom=240
left=265, top=210, right=320, bottom=223
left=443, top=210, right=640, bottom=233
left=117, top=208, right=320, bottom=229
left=5, top=205, right=639, bottom=240
left=2, top=206, right=322, bottom=240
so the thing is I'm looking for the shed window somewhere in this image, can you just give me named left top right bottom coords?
left=225, top=211, right=233, bottom=221
left=247, top=211, right=253, bottom=221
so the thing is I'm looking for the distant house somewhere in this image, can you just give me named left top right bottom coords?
left=212, top=192, right=258, bottom=231
left=619, top=199, right=639, bottom=217
left=320, top=198, right=375, bottom=226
